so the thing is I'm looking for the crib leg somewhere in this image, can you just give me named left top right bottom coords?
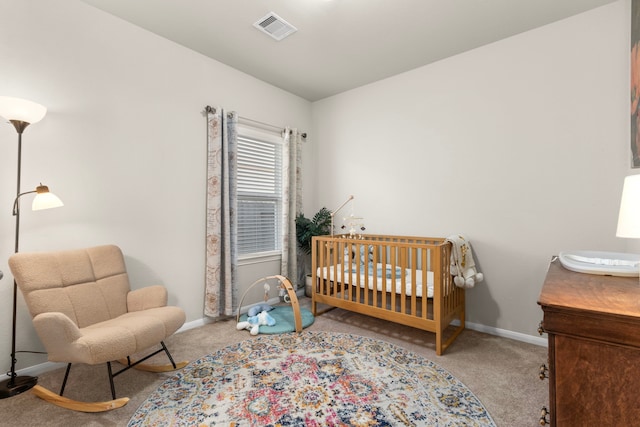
left=440, top=323, right=465, bottom=355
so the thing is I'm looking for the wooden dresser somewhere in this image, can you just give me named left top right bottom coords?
left=538, top=259, right=640, bottom=426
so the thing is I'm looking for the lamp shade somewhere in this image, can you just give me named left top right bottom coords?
left=0, top=96, right=47, bottom=124
left=617, top=174, right=640, bottom=238
left=31, top=185, right=63, bottom=211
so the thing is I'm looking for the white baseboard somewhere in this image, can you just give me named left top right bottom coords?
left=463, top=321, right=548, bottom=347
left=176, top=316, right=214, bottom=333
left=16, top=360, right=66, bottom=378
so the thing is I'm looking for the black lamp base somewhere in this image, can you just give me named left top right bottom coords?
left=0, top=375, right=38, bottom=398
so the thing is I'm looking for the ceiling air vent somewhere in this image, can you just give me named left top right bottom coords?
left=253, top=12, right=298, bottom=41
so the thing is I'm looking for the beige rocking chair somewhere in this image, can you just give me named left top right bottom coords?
left=8, top=245, right=188, bottom=412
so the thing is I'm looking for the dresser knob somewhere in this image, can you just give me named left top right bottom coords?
left=539, top=406, right=549, bottom=425
left=539, top=364, right=548, bottom=380
left=538, top=321, right=545, bottom=335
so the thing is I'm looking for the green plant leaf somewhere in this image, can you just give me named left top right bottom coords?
left=295, top=207, right=332, bottom=254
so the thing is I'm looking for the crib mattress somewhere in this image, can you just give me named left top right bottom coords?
left=317, top=263, right=434, bottom=298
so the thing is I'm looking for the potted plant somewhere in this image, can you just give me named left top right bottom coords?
left=295, top=207, right=332, bottom=296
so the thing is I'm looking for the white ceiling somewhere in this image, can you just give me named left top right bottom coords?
left=81, top=0, right=618, bottom=101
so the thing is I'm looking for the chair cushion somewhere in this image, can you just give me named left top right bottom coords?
left=31, top=306, right=185, bottom=364
left=87, top=307, right=186, bottom=364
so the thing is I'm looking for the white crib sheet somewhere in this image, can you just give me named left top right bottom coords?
left=317, top=263, right=434, bottom=298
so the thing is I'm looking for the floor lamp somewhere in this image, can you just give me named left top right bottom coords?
left=0, top=96, right=64, bottom=398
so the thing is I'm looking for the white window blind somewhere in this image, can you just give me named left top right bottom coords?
left=237, top=131, right=283, bottom=256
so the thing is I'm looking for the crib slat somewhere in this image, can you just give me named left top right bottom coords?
left=410, top=247, right=417, bottom=317
left=378, top=244, right=384, bottom=309
left=399, top=245, right=406, bottom=315
left=422, top=248, right=429, bottom=319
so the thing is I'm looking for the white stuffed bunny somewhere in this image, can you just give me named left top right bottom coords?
left=447, top=234, right=484, bottom=289
left=236, top=310, right=276, bottom=335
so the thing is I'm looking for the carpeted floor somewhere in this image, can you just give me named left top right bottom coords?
left=0, top=297, right=548, bottom=426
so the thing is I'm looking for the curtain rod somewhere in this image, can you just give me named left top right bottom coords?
left=239, top=116, right=307, bottom=139
left=205, top=105, right=307, bottom=139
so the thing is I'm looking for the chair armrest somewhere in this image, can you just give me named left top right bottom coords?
left=32, top=313, right=83, bottom=360
left=127, top=285, right=168, bottom=312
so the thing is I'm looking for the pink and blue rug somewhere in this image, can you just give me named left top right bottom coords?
left=128, top=331, right=496, bottom=426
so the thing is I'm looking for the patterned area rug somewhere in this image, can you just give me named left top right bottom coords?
left=128, top=331, right=496, bottom=426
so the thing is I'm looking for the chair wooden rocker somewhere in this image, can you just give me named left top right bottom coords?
left=8, top=244, right=188, bottom=412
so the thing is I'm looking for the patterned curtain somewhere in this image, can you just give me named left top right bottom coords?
left=205, top=106, right=238, bottom=318
left=281, top=128, right=304, bottom=287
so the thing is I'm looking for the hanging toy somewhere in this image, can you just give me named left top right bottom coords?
left=263, top=282, right=270, bottom=302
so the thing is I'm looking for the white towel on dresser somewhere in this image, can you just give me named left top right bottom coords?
left=446, top=234, right=483, bottom=289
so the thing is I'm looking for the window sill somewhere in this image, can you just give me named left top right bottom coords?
left=238, top=251, right=281, bottom=266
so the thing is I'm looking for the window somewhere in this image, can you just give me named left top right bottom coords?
left=237, top=127, right=283, bottom=257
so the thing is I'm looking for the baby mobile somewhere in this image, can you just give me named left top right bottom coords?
left=331, top=195, right=366, bottom=239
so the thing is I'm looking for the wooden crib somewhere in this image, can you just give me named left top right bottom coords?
left=311, top=234, right=465, bottom=355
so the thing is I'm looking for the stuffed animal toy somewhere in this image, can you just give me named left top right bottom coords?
left=446, top=234, right=484, bottom=289
left=248, top=303, right=273, bottom=317
left=236, top=310, right=276, bottom=335
left=453, top=266, right=484, bottom=288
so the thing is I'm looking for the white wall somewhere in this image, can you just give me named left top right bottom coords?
left=0, top=0, right=631, bottom=375
left=311, top=1, right=630, bottom=337
left=0, top=0, right=311, bottom=371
